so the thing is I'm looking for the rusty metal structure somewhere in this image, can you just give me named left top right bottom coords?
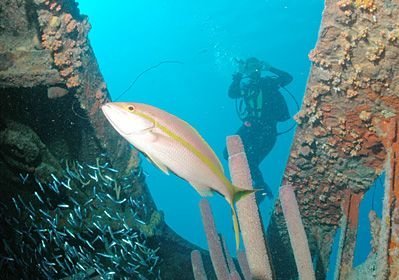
left=268, top=0, right=399, bottom=279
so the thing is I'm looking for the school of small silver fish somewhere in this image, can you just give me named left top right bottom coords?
left=0, top=156, right=161, bottom=279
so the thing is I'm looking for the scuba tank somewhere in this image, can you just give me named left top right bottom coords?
left=233, top=58, right=299, bottom=135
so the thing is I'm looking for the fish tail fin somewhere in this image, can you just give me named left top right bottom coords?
left=229, top=185, right=258, bottom=249
left=231, top=184, right=256, bottom=204
left=230, top=203, right=240, bottom=250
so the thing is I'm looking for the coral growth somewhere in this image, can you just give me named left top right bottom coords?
left=337, top=0, right=377, bottom=14
left=366, top=41, right=385, bottom=63
left=35, top=0, right=90, bottom=89
left=354, top=0, right=376, bottom=13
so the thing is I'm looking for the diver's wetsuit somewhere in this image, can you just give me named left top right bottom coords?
left=225, top=67, right=292, bottom=202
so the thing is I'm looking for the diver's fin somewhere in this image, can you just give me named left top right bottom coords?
left=146, top=153, right=169, bottom=175
left=230, top=203, right=240, bottom=250
left=190, top=181, right=214, bottom=197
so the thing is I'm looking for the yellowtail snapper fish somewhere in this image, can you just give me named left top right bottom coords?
left=101, top=102, right=255, bottom=249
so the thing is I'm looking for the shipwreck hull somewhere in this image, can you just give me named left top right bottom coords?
left=0, top=1, right=215, bottom=279
left=268, top=0, right=399, bottom=279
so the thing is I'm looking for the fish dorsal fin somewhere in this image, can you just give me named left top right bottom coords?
left=145, top=153, right=169, bottom=175
left=189, top=181, right=214, bottom=197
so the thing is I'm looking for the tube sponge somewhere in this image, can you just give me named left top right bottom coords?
left=280, top=185, right=315, bottom=280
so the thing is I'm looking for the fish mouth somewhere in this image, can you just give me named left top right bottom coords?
left=101, top=103, right=153, bottom=135
left=101, top=104, right=117, bottom=127
left=101, top=103, right=133, bottom=135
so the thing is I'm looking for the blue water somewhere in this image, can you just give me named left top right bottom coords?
left=77, top=0, right=337, bottom=262
left=354, top=174, right=384, bottom=266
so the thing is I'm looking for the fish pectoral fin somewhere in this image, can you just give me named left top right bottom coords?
left=189, top=181, right=214, bottom=197
left=141, top=131, right=158, bottom=142
left=134, top=123, right=155, bottom=135
left=146, top=153, right=170, bottom=175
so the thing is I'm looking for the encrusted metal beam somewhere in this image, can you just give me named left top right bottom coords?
left=0, top=49, right=63, bottom=88
left=334, top=190, right=363, bottom=279
left=269, top=0, right=399, bottom=277
left=377, top=118, right=399, bottom=279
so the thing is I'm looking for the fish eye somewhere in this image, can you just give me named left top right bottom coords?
left=128, top=105, right=135, bottom=111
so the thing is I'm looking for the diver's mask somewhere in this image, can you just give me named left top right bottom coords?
left=235, top=57, right=265, bottom=78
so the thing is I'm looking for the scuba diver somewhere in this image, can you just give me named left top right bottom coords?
left=224, top=57, right=293, bottom=203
